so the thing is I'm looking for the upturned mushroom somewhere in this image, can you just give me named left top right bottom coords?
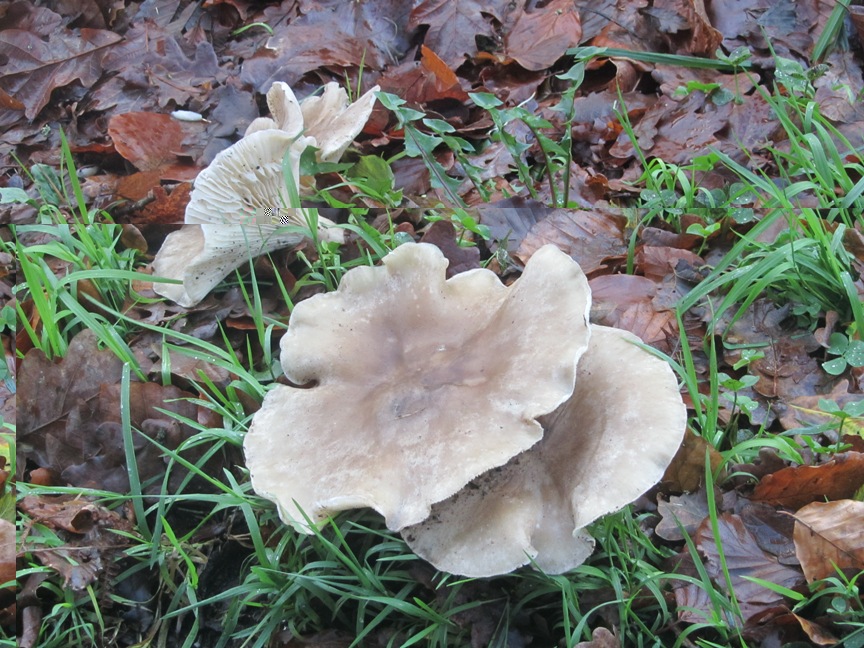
left=401, top=325, right=688, bottom=577
left=243, top=243, right=593, bottom=533
left=152, top=81, right=379, bottom=307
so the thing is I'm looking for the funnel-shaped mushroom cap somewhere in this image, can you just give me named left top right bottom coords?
left=152, top=129, right=341, bottom=307
left=401, top=325, right=687, bottom=577
left=244, top=81, right=304, bottom=136
left=244, top=243, right=592, bottom=533
left=245, top=81, right=380, bottom=163
left=153, top=80, right=378, bottom=307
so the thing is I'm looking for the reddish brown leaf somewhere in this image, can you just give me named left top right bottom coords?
left=695, top=514, right=804, bottom=623
left=636, top=245, right=704, bottom=282
left=793, top=500, right=864, bottom=583
left=136, top=183, right=193, bottom=226
left=661, top=430, right=724, bottom=492
left=108, top=113, right=200, bottom=180
left=504, top=0, right=582, bottom=71
left=515, top=208, right=627, bottom=274
left=0, top=27, right=121, bottom=119
left=751, top=452, right=864, bottom=509
left=408, top=0, right=509, bottom=68
left=378, top=45, right=470, bottom=105
left=589, top=274, right=678, bottom=351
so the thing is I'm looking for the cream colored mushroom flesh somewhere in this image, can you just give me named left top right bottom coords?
left=243, top=243, right=592, bottom=533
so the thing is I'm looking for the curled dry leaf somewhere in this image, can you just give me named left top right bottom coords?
left=244, top=243, right=592, bottom=534
left=793, top=499, right=864, bottom=583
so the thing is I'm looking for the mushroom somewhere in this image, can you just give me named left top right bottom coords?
left=246, top=81, right=380, bottom=164
left=400, top=325, right=688, bottom=577
left=151, top=81, right=379, bottom=307
left=243, top=243, right=592, bottom=534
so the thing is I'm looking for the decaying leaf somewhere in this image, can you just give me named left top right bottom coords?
left=589, top=273, right=679, bottom=352
left=0, top=26, right=121, bottom=119
left=19, top=495, right=136, bottom=591
left=502, top=0, right=582, bottom=71
left=656, top=491, right=709, bottom=541
left=515, top=207, right=627, bottom=275
left=694, top=514, right=804, bottom=623
left=751, top=452, right=864, bottom=509
left=793, top=499, right=864, bottom=583
left=575, top=626, right=619, bottom=648
left=108, top=112, right=201, bottom=181
left=660, top=430, right=724, bottom=493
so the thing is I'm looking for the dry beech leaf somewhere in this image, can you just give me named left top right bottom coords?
left=516, top=208, right=627, bottom=274
left=656, top=491, right=709, bottom=541
left=588, top=273, right=678, bottom=351
left=751, top=452, right=864, bottom=509
left=791, top=613, right=839, bottom=645
left=793, top=500, right=864, bottom=583
left=575, top=626, right=619, bottom=648
left=695, top=514, right=804, bottom=623
left=660, top=429, right=724, bottom=493
left=504, top=0, right=582, bottom=71
left=107, top=112, right=200, bottom=181
left=418, top=220, right=480, bottom=277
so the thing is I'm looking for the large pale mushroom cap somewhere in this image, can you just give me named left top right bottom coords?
left=401, top=325, right=688, bottom=577
left=244, top=243, right=592, bottom=533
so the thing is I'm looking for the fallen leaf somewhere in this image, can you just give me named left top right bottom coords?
left=97, top=25, right=223, bottom=111
left=379, top=45, right=470, bottom=105
left=751, top=452, right=864, bottom=509
left=0, top=27, right=121, bottom=119
left=475, top=196, right=549, bottom=254
left=503, top=0, right=582, bottom=71
left=419, top=220, right=481, bottom=277
left=636, top=245, right=704, bottom=282
left=18, top=329, right=124, bottom=470
left=790, top=613, right=839, bottom=645
left=108, top=112, right=200, bottom=180
left=589, top=274, right=679, bottom=351
left=240, top=0, right=411, bottom=92
left=793, top=500, right=864, bottom=583
left=408, top=0, right=509, bottom=69
left=738, top=502, right=798, bottom=566
left=661, top=430, right=724, bottom=493
left=656, top=491, right=709, bottom=541
left=515, top=207, right=627, bottom=275
left=0, top=519, right=13, bottom=586
left=695, top=514, right=804, bottom=623
left=19, top=494, right=135, bottom=591
left=575, top=626, right=619, bottom=647
left=779, top=380, right=864, bottom=435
